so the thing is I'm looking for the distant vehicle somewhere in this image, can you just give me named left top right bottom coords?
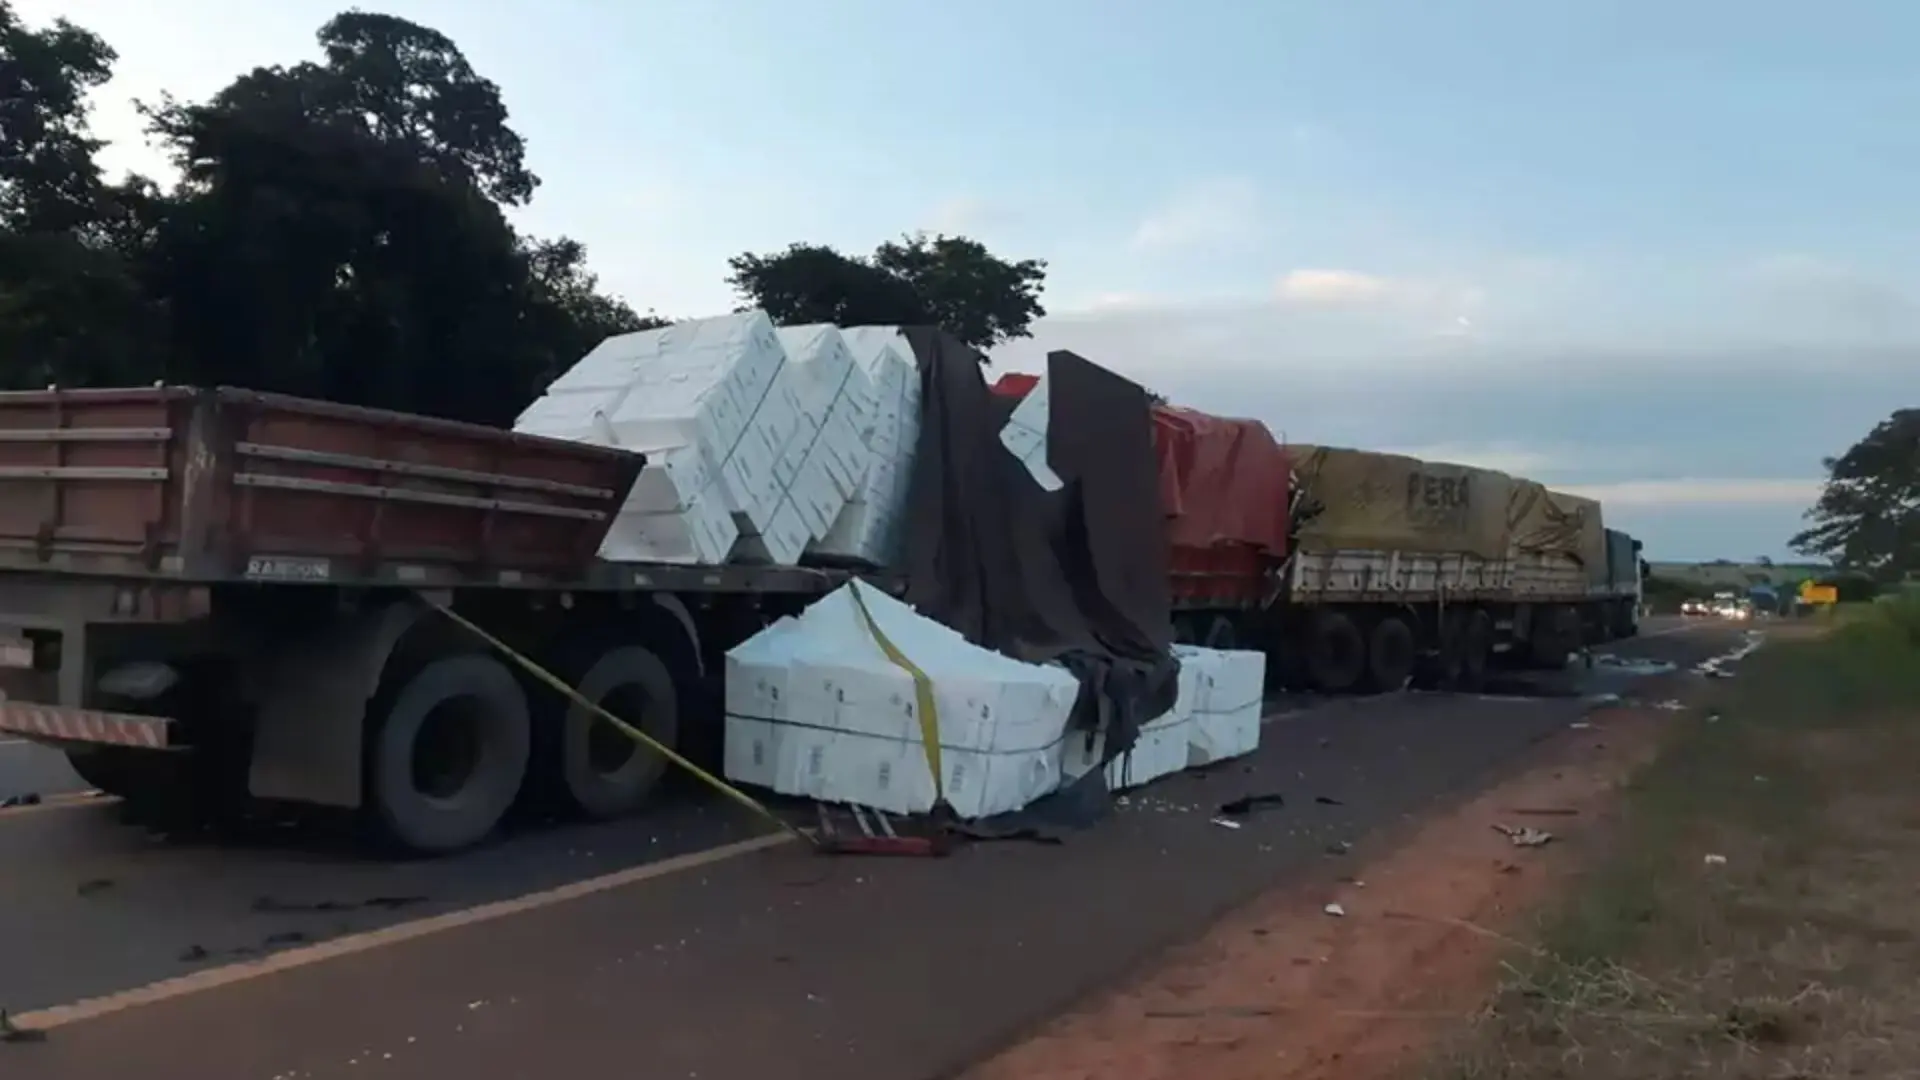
left=1680, top=599, right=1711, bottom=616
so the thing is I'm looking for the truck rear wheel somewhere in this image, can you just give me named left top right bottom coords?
left=556, top=645, right=679, bottom=821
left=366, top=654, right=531, bottom=856
left=1305, top=611, right=1366, bottom=693
left=65, top=747, right=145, bottom=800
left=1363, top=615, right=1417, bottom=692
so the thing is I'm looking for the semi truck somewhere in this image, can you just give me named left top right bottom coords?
left=0, top=371, right=1641, bottom=856
left=994, top=374, right=1643, bottom=697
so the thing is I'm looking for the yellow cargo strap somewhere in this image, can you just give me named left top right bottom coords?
left=846, top=580, right=946, bottom=810
left=421, top=596, right=810, bottom=846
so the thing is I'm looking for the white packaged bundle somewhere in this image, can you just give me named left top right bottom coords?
left=814, top=327, right=922, bottom=566
left=514, top=310, right=797, bottom=563
left=1059, top=660, right=1202, bottom=790
left=768, top=325, right=877, bottom=541
left=1174, top=644, right=1266, bottom=765
left=998, top=370, right=1063, bottom=492
left=721, top=580, right=1081, bottom=819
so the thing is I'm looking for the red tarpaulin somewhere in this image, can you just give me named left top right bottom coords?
left=990, top=373, right=1290, bottom=574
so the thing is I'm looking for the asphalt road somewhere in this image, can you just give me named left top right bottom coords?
left=0, top=618, right=1752, bottom=1080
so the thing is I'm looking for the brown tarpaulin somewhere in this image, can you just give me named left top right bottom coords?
left=1290, top=445, right=1513, bottom=560
left=1508, top=481, right=1605, bottom=570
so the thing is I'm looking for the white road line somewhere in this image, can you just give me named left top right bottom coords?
left=11, top=829, right=795, bottom=1033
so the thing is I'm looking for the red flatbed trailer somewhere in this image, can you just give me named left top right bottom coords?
left=0, top=386, right=868, bottom=853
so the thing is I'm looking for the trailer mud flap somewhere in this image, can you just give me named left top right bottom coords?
left=246, top=602, right=429, bottom=809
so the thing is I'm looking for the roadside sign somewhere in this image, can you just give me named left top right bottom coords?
left=1799, top=583, right=1838, bottom=605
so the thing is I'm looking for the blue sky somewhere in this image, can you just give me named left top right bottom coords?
left=30, top=0, right=1919, bottom=560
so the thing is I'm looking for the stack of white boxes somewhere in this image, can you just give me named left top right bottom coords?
left=513, top=311, right=821, bottom=565
left=1059, top=661, right=1203, bottom=791
left=764, top=325, right=875, bottom=558
left=1174, top=645, right=1267, bottom=766
left=817, top=327, right=922, bottom=566
left=723, top=580, right=1082, bottom=820
left=998, top=370, right=1064, bottom=492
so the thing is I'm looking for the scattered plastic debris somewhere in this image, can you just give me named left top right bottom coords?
left=1209, top=817, right=1243, bottom=830
left=1493, top=823, right=1554, bottom=848
left=1694, top=632, right=1765, bottom=678
left=1323, top=902, right=1346, bottom=917
left=1569, top=721, right=1593, bottom=730
left=1324, top=840, right=1353, bottom=856
left=1218, top=793, right=1286, bottom=817
left=1704, top=853, right=1728, bottom=866
left=1653, top=699, right=1687, bottom=711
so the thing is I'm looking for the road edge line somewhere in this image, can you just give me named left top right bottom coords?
left=11, top=829, right=794, bottom=1032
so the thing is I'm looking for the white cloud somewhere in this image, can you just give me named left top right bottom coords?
left=1276, top=269, right=1391, bottom=305
left=1129, top=178, right=1260, bottom=251
left=1558, top=478, right=1824, bottom=508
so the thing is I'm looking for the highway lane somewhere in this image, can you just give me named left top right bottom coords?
left=0, top=618, right=1750, bottom=1079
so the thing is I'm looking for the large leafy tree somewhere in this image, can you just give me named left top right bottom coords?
left=729, top=232, right=1047, bottom=355
left=1791, top=408, right=1920, bottom=577
left=0, top=6, right=646, bottom=424
left=0, top=1, right=163, bottom=388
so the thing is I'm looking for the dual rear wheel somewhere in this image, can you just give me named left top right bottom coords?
left=1302, top=608, right=1491, bottom=695
left=363, top=642, right=680, bottom=856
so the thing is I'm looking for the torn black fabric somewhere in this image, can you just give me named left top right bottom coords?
left=896, top=329, right=1178, bottom=769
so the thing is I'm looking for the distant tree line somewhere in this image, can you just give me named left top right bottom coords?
left=0, top=5, right=1047, bottom=427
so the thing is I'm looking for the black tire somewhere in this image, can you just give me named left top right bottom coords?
left=1530, top=605, right=1580, bottom=670
left=65, top=747, right=144, bottom=799
left=1305, top=610, right=1366, bottom=693
left=556, top=645, right=679, bottom=821
left=1460, top=609, right=1493, bottom=690
left=365, top=654, right=531, bottom=856
left=1203, top=615, right=1240, bottom=651
left=1363, top=614, right=1417, bottom=693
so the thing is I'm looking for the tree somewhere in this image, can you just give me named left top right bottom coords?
left=133, top=12, right=636, bottom=424
left=0, top=2, right=164, bottom=389
left=521, top=236, right=668, bottom=387
left=1791, top=409, right=1920, bottom=577
left=729, top=232, right=1047, bottom=355
left=870, top=234, right=1046, bottom=351
left=0, top=1, right=115, bottom=233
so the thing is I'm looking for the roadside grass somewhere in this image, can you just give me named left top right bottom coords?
left=1434, top=598, right=1920, bottom=1079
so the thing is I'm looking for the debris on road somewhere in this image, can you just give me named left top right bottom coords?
left=1704, top=853, right=1728, bottom=866
left=1323, top=902, right=1347, bottom=917
left=1209, top=817, right=1243, bottom=830
left=1492, top=823, right=1554, bottom=848
left=1218, top=792, right=1286, bottom=816
left=75, top=878, right=114, bottom=897
left=1325, top=840, right=1354, bottom=856
left=0, top=793, right=40, bottom=809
